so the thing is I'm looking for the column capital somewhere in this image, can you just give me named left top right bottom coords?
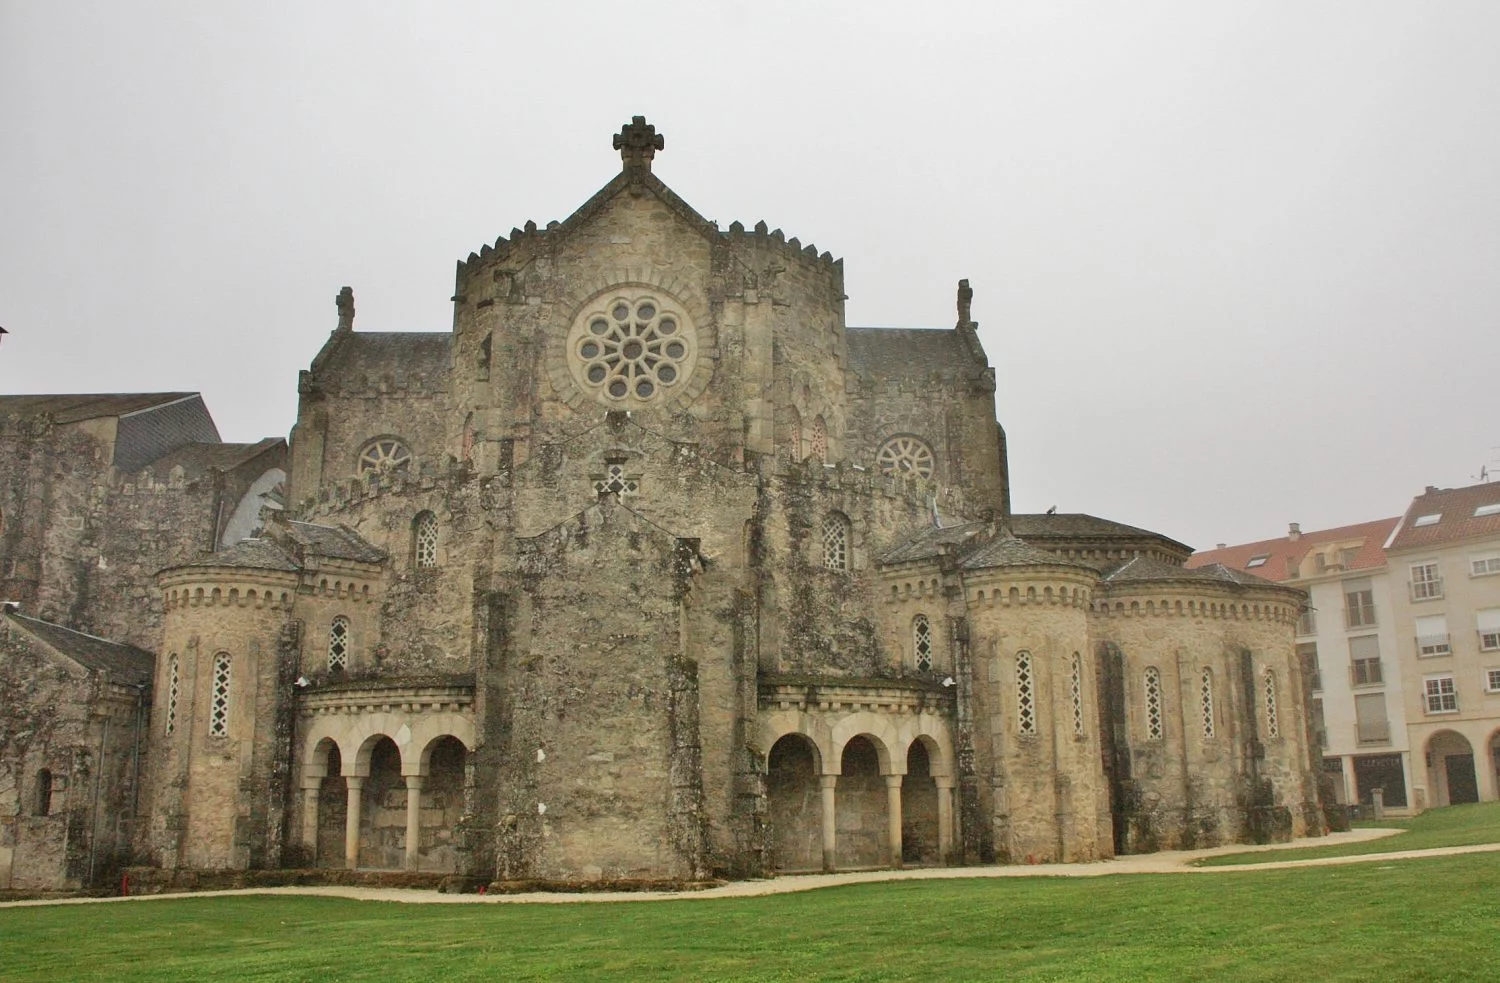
left=884, top=774, right=905, bottom=788
left=819, top=774, right=839, bottom=789
left=344, top=776, right=364, bottom=790
left=404, top=774, right=426, bottom=788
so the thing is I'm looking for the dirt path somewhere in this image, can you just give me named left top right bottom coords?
left=6, top=828, right=1500, bottom=909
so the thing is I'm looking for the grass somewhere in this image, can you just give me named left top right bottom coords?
left=1196, top=801, right=1500, bottom=866
left=4, top=853, right=1500, bottom=981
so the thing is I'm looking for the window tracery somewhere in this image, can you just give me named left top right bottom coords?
left=567, top=288, right=696, bottom=404
left=1264, top=669, right=1280, bottom=739
left=1070, top=652, right=1085, bottom=736
left=328, top=617, right=350, bottom=671
left=821, top=513, right=850, bottom=571
left=913, top=615, right=933, bottom=670
left=876, top=435, right=935, bottom=479
left=413, top=511, right=439, bottom=568
left=358, top=438, right=412, bottom=475
left=209, top=652, right=232, bottom=737
left=1144, top=667, right=1164, bottom=740
left=1200, top=668, right=1216, bottom=739
left=810, top=416, right=828, bottom=463
left=1016, top=651, right=1037, bottom=734
left=592, top=464, right=640, bottom=497
left=165, top=654, right=180, bottom=736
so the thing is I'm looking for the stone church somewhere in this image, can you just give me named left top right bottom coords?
left=0, top=118, right=1324, bottom=891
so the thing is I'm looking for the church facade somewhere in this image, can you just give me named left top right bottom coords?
left=1, top=118, right=1323, bottom=890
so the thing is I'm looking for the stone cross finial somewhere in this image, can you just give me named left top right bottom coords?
left=613, top=116, right=664, bottom=173
left=956, top=279, right=973, bottom=327
left=336, top=286, right=355, bottom=331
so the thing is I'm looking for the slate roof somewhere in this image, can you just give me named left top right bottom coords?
left=961, top=534, right=1094, bottom=571
left=6, top=613, right=155, bottom=687
left=318, top=331, right=452, bottom=385
left=1010, top=513, right=1193, bottom=557
left=1186, top=517, right=1399, bottom=581
left=1101, top=555, right=1288, bottom=590
left=1386, top=482, right=1500, bottom=552
left=846, top=328, right=973, bottom=378
left=138, top=437, right=285, bottom=477
left=285, top=522, right=387, bottom=563
left=880, top=521, right=989, bottom=564
left=180, top=538, right=300, bottom=572
left=0, top=392, right=199, bottom=424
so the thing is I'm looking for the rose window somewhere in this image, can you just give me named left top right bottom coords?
left=876, top=435, right=935, bottom=478
left=358, top=438, right=412, bottom=475
left=568, top=289, right=696, bottom=405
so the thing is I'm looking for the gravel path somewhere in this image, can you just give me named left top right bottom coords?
left=6, top=827, right=1499, bottom=909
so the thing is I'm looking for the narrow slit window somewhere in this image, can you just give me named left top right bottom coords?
left=1070, top=652, right=1085, bottom=737
left=821, top=513, right=849, bottom=571
left=1200, top=667, right=1216, bottom=739
left=913, top=614, right=933, bottom=670
left=165, top=654, right=180, bottom=736
left=413, top=511, right=438, bottom=569
left=1144, top=667, right=1163, bottom=741
left=1264, top=669, right=1280, bottom=738
left=209, top=652, right=232, bottom=737
left=1016, top=651, right=1037, bottom=735
left=328, top=617, right=350, bottom=671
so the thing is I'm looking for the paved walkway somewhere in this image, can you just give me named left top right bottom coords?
left=6, top=827, right=1500, bottom=908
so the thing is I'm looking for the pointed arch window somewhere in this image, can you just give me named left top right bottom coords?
left=821, top=512, right=850, bottom=571
left=165, top=654, right=180, bottom=736
left=1070, top=652, right=1085, bottom=737
left=1144, top=667, right=1164, bottom=741
left=913, top=614, right=933, bottom=670
left=328, top=617, right=350, bottom=672
left=1200, top=667, right=1216, bottom=739
left=1264, top=669, right=1280, bottom=739
left=413, top=511, right=439, bottom=569
left=810, top=416, right=828, bottom=464
left=209, top=652, right=232, bottom=737
left=1016, top=651, right=1037, bottom=735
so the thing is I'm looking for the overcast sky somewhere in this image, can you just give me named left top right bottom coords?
left=3, top=2, right=1497, bottom=551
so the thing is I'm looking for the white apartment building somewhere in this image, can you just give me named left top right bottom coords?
left=1383, top=483, right=1500, bottom=807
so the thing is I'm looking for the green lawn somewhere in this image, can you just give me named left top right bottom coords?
left=4, top=853, right=1500, bottom=981
left=1196, top=801, right=1500, bottom=866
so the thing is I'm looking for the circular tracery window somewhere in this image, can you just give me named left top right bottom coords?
left=567, top=289, right=696, bottom=405
left=876, top=435, right=935, bottom=478
left=358, top=438, right=412, bottom=474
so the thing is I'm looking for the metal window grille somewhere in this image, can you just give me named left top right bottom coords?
left=1070, top=653, right=1085, bottom=737
left=810, top=417, right=828, bottom=463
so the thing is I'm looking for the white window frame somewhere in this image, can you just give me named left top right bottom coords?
left=1472, top=551, right=1500, bottom=577
left=1423, top=675, right=1458, bottom=715
left=1485, top=667, right=1500, bottom=693
left=1415, top=613, right=1451, bottom=658
left=1410, top=562, right=1443, bottom=601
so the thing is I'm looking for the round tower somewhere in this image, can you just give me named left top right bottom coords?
left=146, top=541, right=299, bottom=871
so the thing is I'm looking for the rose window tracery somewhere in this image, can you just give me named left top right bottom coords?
left=358, top=438, right=412, bottom=475
left=567, top=289, right=697, bottom=405
left=876, top=435, right=935, bottom=479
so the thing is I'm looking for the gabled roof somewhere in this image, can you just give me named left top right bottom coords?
left=1387, top=482, right=1500, bottom=552
left=880, top=521, right=989, bottom=564
left=4, top=613, right=154, bottom=687
left=138, top=437, right=285, bottom=476
left=285, top=521, right=387, bottom=564
left=1186, top=517, right=1398, bottom=581
left=0, top=392, right=199, bottom=424
left=312, top=331, right=452, bottom=386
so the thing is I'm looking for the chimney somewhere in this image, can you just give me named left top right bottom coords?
left=1288, top=522, right=1301, bottom=541
left=1425, top=486, right=1438, bottom=494
left=1216, top=543, right=1226, bottom=550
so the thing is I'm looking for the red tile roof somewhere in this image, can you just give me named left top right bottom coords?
left=1185, top=517, right=1400, bottom=582
left=1386, top=482, right=1500, bottom=552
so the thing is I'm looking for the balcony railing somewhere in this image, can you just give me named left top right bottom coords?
left=1416, top=633, right=1452, bottom=657
left=1296, top=611, right=1317, bottom=636
left=1409, top=578, right=1445, bottom=601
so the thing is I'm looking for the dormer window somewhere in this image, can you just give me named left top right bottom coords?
left=1413, top=513, right=1442, bottom=528
left=1474, top=503, right=1500, bottom=518
left=1246, top=554, right=1268, bottom=568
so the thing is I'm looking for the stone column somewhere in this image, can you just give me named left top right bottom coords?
left=885, top=775, right=904, bottom=868
left=344, top=776, right=363, bottom=870
left=819, top=775, right=838, bottom=871
left=404, top=775, right=425, bottom=870
left=300, top=783, right=321, bottom=859
left=935, top=777, right=955, bottom=863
